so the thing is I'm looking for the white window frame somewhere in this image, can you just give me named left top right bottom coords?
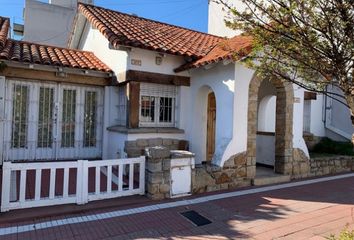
left=139, top=83, right=177, bottom=128
left=3, top=79, right=104, bottom=161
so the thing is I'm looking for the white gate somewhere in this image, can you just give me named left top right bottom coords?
left=1, top=157, right=145, bottom=212
left=3, top=80, right=104, bottom=161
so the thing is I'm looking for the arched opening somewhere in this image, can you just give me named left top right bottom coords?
left=247, top=75, right=294, bottom=179
left=256, top=80, right=277, bottom=169
left=193, top=85, right=216, bottom=164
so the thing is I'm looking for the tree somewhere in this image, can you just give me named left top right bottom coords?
left=213, top=0, right=354, bottom=129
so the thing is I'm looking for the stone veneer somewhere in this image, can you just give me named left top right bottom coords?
left=309, top=155, right=354, bottom=177
left=144, top=147, right=353, bottom=201
left=192, top=152, right=252, bottom=194
left=247, top=75, right=294, bottom=176
left=125, top=138, right=188, bottom=157
left=145, top=146, right=172, bottom=200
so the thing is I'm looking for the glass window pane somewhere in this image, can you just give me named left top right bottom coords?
left=140, top=96, right=155, bottom=123
left=159, top=97, right=173, bottom=123
left=84, top=91, right=97, bottom=147
left=61, top=89, right=76, bottom=148
left=38, top=87, right=54, bottom=148
left=11, top=85, right=29, bottom=148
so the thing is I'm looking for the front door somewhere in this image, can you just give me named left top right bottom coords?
left=206, top=92, right=216, bottom=161
left=3, top=80, right=104, bottom=161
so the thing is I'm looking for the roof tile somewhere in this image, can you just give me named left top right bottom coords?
left=78, top=3, right=223, bottom=59
left=0, top=39, right=112, bottom=72
left=175, top=35, right=253, bottom=72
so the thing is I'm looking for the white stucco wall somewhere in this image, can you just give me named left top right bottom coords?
left=308, top=94, right=326, bottom=137
left=292, top=85, right=309, bottom=157
left=23, top=0, right=76, bottom=47
left=256, top=135, right=275, bottom=166
left=208, top=0, right=246, bottom=37
left=220, top=64, right=255, bottom=166
left=80, top=26, right=129, bottom=77
left=128, top=48, right=189, bottom=77
left=49, top=0, right=93, bottom=8
left=188, top=64, right=236, bottom=164
left=325, top=86, right=354, bottom=140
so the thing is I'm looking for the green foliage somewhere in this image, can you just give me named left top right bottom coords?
left=327, top=226, right=354, bottom=240
left=312, top=137, right=354, bottom=156
left=214, top=0, right=354, bottom=115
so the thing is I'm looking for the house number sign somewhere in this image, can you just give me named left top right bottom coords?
left=131, top=59, right=142, bottom=66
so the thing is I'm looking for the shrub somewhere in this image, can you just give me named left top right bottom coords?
left=327, top=226, right=354, bottom=240
left=312, top=138, right=354, bottom=156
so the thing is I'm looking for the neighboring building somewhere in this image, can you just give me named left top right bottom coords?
left=0, top=16, right=112, bottom=164
left=21, top=0, right=92, bottom=47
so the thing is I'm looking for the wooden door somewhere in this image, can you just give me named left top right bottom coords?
left=206, top=92, right=216, bottom=161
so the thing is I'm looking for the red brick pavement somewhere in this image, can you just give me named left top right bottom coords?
left=1, top=175, right=354, bottom=240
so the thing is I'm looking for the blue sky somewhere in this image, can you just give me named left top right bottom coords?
left=0, top=0, right=208, bottom=32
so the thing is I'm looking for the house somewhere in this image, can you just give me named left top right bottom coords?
left=64, top=2, right=312, bottom=181
left=0, top=0, right=352, bottom=207
left=0, top=15, right=113, bottom=164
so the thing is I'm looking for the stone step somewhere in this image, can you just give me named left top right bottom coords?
left=252, top=175, right=291, bottom=186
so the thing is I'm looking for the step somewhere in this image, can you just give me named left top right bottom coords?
left=252, top=175, right=291, bottom=186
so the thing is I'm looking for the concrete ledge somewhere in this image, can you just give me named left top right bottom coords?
left=107, top=126, right=185, bottom=134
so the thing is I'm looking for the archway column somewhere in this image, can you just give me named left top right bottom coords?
left=247, top=74, right=294, bottom=176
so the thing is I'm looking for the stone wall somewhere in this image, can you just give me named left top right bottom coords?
left=125, top=138, right=188, bottom=157
left=291, top=148, right=310, bottom=179
left=309, top=155, right=354, bottom=177
left=192, top=152, right=252, bottom=194
left=145, top=147, right=172, bottom=200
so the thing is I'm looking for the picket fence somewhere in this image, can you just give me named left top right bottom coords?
left=1, top=157, right=145, bottom=212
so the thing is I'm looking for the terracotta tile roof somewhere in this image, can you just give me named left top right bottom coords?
left=174, top=35, right=253, bottom=72
left=0, top=39, right=112, bottom=72
left=78, top=3, right=223, bottom=59
left=0, top=17, right=10, bottom=50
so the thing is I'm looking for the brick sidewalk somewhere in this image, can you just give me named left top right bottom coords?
left=1, top=174, right=354, bottom=240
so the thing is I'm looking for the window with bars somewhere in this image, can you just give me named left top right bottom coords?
left=83, top=91, right=97, bottom=147
left=139, top=83, right=177, bottom=127
left=37, top=87, right=54, bottom=148
left=61, top=89, right=76, bottom=148
left=116, top=86, right=127, bottom=126
left=11, top=85, right=29, bottom=148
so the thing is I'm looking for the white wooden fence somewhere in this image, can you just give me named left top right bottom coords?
left=1, top=157, right=145, bottom=212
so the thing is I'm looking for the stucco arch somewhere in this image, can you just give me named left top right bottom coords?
left=192, top=85, right=216, bottom=163
left=247, top=74, right=294, bottom=176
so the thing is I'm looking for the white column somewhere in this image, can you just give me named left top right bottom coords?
left=292, top=85, right=309, bottom=157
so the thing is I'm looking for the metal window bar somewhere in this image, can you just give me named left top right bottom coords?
left=139, top=83, right=177, bottom=127
left=38, top=87, right=54, bottom=148
left=11, top=85, right=29, bottom=149
left=84, top=91, right=97, bottom=147
left=61, top=89, right=76, bottom=148
left=116, top=86, right=127, bottom=126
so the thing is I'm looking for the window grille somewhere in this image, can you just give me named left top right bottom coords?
left=84, top=91, right=97, bottom=147
left=61, top=89, right=76, bottom=148
left=11, top=84, right=29, bottom=148
left=37, top=87, right=54, bottom=148
left=116, top=86, right=127, bottom=126
left=139, top=83, right=177, bottom=127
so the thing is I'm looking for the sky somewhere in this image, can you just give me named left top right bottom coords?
left=0, top=0, right=209, bottom=32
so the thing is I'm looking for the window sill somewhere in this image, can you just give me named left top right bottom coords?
left=107, top=125, right=185, bottom=134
